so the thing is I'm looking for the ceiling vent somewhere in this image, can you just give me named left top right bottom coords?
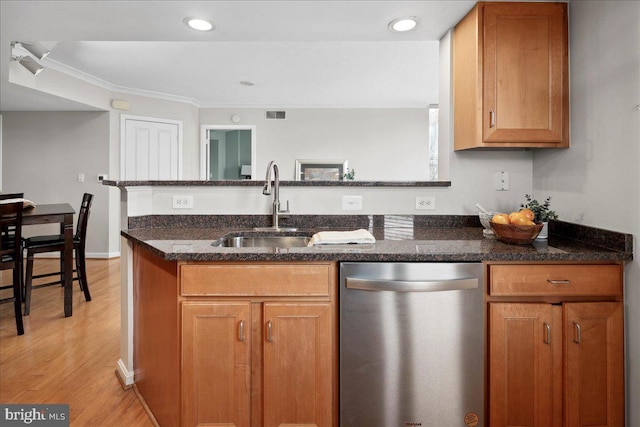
left=265, top=110, right=286, bottom=120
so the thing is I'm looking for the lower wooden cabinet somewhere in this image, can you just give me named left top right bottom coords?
left=180, top=262, right=337, bottom=427
left=263, top=303, right=333, bottom=427
left=182, top=301, right=333, bottom=427
left=564, top=303, right=624, bottom=427
left=489, top=303, right=561, bottom=427
left=182, top=302, right=252, bottom=427
left=487, top=262, right=625, bottom=427
left=132, top=248, right=337, bottom=427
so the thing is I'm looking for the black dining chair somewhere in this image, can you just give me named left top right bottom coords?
left=0, top=201, right=25, bottom=335
left=23, top=193, right=93, bottom=315
left=0, top=193, right=25, bottom=296
left=0, top=193, right=24, bottom=240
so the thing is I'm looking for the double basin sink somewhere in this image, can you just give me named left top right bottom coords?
left=212, top=230, right=311, bottom=248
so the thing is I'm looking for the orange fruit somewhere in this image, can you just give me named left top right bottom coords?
left=519, top=208, right=535, bottom=221
left=508, top=212, right=523, bottom=223
left=511, top=215, right=535, bottom=226
left=491, top=213, right=510, bottom=224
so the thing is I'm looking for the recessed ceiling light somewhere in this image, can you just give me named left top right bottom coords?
left=184, top=17, right=214, bottom=32
left=239, top=81, right=255, bottom=87
left=388, top=17, right=418, bottom=33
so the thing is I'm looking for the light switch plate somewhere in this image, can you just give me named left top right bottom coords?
left=495, top=171, right=509, bottom=191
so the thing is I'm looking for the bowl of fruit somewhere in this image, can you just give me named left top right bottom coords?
left=489, top=209, right=544, bottom=245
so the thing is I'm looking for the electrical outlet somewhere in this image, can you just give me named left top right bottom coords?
left=78, top=173, right=85, bottom=183
left=342, top=195, right=363, bottom=211
left=173, top=195, right=193, bottom=209
left=416, top=196, right=436, bottom=210
left=495, top=171, right=509, bottom=191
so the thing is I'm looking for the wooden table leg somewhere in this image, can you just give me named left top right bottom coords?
left=63, top=213, right=74, bottom=317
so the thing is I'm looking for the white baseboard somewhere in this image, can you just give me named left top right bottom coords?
left=87, top=251, right=121, bottom=259
left=30, top=252, right=121, bottom=259
left=116, top=358, right=135, bottom=389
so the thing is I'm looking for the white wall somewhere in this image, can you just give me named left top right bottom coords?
left=200, top=108, right=432, bottom=182
left=1, top=111, right=113, bottom=257
left=115, top=28, right=535, bottom=217
left=532, top=1, right=640, bottom=424
left=1, top=28, right=535, bottom=257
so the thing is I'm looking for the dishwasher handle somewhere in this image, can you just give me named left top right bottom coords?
left=345, top=277, right=479, bottom=292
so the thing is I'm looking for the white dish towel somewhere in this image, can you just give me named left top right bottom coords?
left=307, top=229, right=376, bottom=246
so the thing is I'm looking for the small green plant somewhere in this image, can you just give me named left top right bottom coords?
left=343, top=168, right=355, bottom=181
left=521, top=194, right=558, bottom=222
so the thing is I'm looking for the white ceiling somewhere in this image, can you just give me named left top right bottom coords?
left=0, top=1, right=477, bottom=111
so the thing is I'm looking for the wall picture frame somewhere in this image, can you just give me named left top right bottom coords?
left=295, top=159, right=348, bottom=181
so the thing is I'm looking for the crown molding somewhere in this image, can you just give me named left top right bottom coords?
left=43, top=57, right=201, bottom=108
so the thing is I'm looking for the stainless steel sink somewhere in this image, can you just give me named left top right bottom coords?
left=213, top=235, right=311, bottom=248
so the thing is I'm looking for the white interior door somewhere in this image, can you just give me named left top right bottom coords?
left=121, top=115, right=182, bottom=180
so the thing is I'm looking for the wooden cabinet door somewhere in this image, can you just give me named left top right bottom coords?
left=483, top=2, right=568, bottom=145
left=564, top=302, right=624, bottom=427
left=263, top=302, right=333, bottom=427
left=489, top=303, right=562, bottom=427
left=182, top=301, right=251, bottom=427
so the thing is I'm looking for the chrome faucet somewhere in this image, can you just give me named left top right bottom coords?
left=259, top=161, right=295, bottom=231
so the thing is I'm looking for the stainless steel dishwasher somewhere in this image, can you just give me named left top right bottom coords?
left=340, top=262, right=484, bottom=427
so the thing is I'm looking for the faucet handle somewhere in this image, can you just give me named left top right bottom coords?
left=279, top=200, right=290, bottom=214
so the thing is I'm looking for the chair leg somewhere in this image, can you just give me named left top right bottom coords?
left=18, top=243, right=25, bottom=300
left=13, top=265, right=24, bottom=335
left=24, top=251, right=34, bottom=316
left=59, top=253, right=65, bottom=287
left=77, top=248, right=91, bottom=301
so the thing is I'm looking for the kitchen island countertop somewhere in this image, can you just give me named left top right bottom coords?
left=122, top=217, right=633, bottom=263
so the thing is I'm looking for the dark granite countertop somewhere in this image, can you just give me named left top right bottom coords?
left=102, top=179, right=450, bottom=188
left=121, top=215, right=633, bottom=263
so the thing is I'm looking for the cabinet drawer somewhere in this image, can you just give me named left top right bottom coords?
left=181, top=263, right=333, bottom=296
left=489, top=264, right=622, bottom=297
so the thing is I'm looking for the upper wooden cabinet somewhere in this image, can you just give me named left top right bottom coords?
left=453, top=2, right=569, bottom=150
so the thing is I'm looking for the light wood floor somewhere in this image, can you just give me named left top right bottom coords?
left=0, top=258, right=153, bottom=426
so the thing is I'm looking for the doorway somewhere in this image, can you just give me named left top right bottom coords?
left=200, top=125, right=256, bottom=180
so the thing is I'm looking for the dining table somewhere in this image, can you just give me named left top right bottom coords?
left=22, top=203, right=76, bottom=317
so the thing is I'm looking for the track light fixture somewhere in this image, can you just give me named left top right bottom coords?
left=10, top=41, right=51, bottom=75
left=12, top=41, right=51, bottom=60
left=11, top=55, right=44, bottom=75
